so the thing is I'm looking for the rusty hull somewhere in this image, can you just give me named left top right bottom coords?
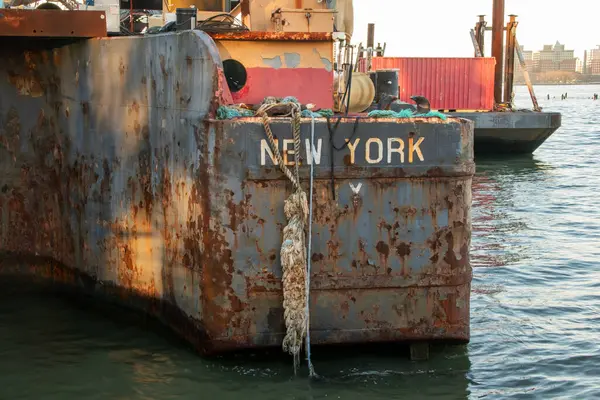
left=208, top=31, right=333, bottom=41
left=0, top=9, right=108, bottom=38
left=0, top=31, right=474, bottom=354
left=204, top=117, right=474, bottom=349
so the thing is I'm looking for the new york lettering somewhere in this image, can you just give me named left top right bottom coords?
left=260, top=137, right=425, bottom=166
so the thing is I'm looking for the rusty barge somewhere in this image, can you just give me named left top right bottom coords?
left=0, top=0, right=474, bottom=361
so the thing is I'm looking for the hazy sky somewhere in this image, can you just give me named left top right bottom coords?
left=352, top=0, right=600, bottom=59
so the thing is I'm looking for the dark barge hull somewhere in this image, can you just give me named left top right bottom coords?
left=450, top=111, right=562, bottom=155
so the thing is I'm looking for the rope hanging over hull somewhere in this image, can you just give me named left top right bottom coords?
left=256, top=98, right=315, bottom=375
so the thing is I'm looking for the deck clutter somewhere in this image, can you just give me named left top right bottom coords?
left=358, top=8, right=562, bottom=155
left=0, top=0, right=477, bottom=372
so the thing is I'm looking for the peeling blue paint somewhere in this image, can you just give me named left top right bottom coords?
left=262, top=55, right=282, bottom=69
left=283, top=52, right=301, bottom=68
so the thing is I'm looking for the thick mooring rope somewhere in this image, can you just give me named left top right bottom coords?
left=256, top=101, right=310, bottom=374
left=280, top=189, right=309, bottom=372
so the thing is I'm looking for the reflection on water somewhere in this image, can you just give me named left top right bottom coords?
left=1, top=85, right=600, bottom=399
left=472, top=155, right=554, bottom=270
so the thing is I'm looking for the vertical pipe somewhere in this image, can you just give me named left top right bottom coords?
left=130, top=0, right=134, bottom=32
left=492, top=0, right=505, bottom=104
left=367, top=23, right=375, bottom=48
left=504, top=15, right=517, bottom=105
left=367, top=23, right=375, bottom=71
left=241, top=0, right=251, bottom=29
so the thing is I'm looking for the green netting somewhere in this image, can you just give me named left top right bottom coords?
left=416, top=111, right=448, bottom=120
left=367, top=109, right=415, bottom=118
left=217, top=97, right=447, bottom=121
left=216, top=106, right=254, bottom=120
left=367, top=109, right=448, bottom=120
left=301, top=109, right=334, bottom=118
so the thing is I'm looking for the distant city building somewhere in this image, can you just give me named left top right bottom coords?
left=560, top=58, right=577, bottom=71
left=576, top=58, right=584, bottom=74
left=585, top=45, right=600, bottom=75
left=532, top=41, right=577, bottom=72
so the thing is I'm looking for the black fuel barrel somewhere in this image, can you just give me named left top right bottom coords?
left=375, top=69, right=399, bottom=100
left=368, top=71, right=378, bottom=101
left=176, top=8, right=197, bottom=31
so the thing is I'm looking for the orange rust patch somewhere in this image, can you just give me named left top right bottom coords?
left=7, top=71, right=43, bottom=97
left=208, top=31, right=332, bottom=42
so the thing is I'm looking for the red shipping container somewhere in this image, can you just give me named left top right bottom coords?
left=370, top=57, right=496, bottom=111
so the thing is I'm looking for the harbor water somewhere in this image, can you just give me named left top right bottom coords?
left=0, top=85, right=599, bottom=399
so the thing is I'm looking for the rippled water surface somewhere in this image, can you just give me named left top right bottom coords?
left=1, top=85, right=599, bottom=399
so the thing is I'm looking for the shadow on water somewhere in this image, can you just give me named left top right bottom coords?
left=474, top=154, right=554, bottom=177
left=0, top=276, right=473, bottom=399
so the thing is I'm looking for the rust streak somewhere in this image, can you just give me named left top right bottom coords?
left=209, top=31, right=333, bottom=42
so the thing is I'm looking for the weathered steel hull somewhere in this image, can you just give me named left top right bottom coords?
left=202, top=118, right=474, bottom=349
left=0, top=31, right=474, bottom=353
left=451, top=111, right=562, bottom=155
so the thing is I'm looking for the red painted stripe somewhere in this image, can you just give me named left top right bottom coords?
left=231, top=67, right=334, bottom=109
